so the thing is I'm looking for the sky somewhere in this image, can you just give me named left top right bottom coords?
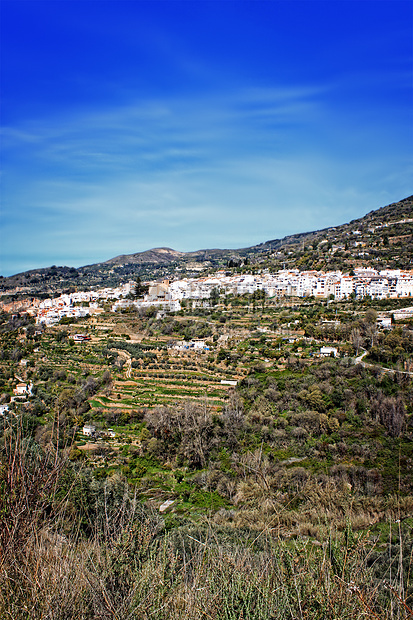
left=1, top=0, right=412, bottom=276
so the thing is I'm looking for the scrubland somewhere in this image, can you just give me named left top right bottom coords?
left=1, top=297, right=413, bottom=618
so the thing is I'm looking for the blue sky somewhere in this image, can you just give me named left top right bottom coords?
left=1, top=0, right=412, bottom=276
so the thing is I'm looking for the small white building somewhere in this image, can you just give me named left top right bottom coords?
left=82, top=424, right=96, bottom=437
left=170, top=339, right=209, bottom=352
left=13, top=382, right=33, bottom=396
left=73, top=334, right=91, bottom=342
left=320, top=346, right=338, bottom=357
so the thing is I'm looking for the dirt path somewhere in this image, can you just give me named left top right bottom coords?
left=113, top=349, right=133, bottom=378
left=355, top=349, right=413, bottom=376
left=355, top=349, right=369, bottom=364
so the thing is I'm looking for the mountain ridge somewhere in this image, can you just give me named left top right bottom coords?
left=1, top=195, right=412, bottom=297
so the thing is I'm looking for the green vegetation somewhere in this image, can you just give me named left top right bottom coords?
left=1, top=194, right=413, bottom=617
left=1, top=298, right=413, bottom=616
left=1, top=415, right=412, bottom=619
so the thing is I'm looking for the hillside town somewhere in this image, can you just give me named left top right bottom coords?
left=3, top=266, right=413, bottom=326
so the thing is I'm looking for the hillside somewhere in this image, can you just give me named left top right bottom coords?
left=1, top=285, right=413, bottom=618
left=1, top=208, right=413, bottom=616
left=1, top=195, right=412, bottom=300
left=258, top=194, right=413, bottom=274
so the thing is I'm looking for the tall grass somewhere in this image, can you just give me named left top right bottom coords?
left=0, top=418, right=411, bottom=619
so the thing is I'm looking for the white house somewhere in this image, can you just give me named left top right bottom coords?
left=320, top=346, right=338, bottom=357
left=0, top=404, right=9, bottom=416
left=377, top=316, right=392, bottom=328
left=82, top=424, right=96, bottom=437
left=13, top=382, right=33, bottom=396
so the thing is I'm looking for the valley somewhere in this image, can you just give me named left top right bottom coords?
left=1, top=195, right=413, bottom=618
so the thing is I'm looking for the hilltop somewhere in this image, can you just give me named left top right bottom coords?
left=1, top=195, right=412, bottom=300
left=1, top=196, right=413, bottom=618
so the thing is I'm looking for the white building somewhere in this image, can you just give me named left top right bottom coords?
left=320, top=346, right=338, bottom=357
left=82, top=425, right=96, bottom=437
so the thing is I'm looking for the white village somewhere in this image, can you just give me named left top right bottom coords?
left=29, top=266, right=413, bottom=326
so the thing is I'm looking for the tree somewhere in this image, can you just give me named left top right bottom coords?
left=126, top=277, right=149, bottom=299
left=371, top=394, right=405, bottom=437
left=365, top=322, right=378, bottom=349
left=364, top=309, right=377, bottom=324
left=135, top=277, right=149, bottom=298
left=350, top=328, right=363, bottom=356
left=210, top=287, right=220, bottom=306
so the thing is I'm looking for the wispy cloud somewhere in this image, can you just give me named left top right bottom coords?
left=3, top=84, right=325, bottom=182
left=2, top=22, right=411, bottom=277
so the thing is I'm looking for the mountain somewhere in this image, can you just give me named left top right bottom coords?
left=1, top=195, right=412, bottom=299
left=102, top=247, right=186, bottom=266
left=257, top=194, right=413, bottom=273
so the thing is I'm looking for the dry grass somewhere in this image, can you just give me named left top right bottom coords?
left=1, top=418, right=412, bottom=619
left=2, top=521, right=412, bottom=620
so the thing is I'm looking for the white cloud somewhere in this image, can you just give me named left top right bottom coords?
left=2, top=78, right=411, bottom=275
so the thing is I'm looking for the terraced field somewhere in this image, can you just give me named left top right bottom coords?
left=92, top=360, right=242, bottom=411
left=24, top=305, right=314, bottom=424
left=27, top=311, right=246, bottom=414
